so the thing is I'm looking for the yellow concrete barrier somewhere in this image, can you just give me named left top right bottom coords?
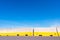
left=58, top=32, right=60, bottom=36
left=0, top=28, right=33, bottom=36
left=57, top=27, right=60, bottom=36
left=0, top=32, right=33, bottom=36
left=34, top=27, right=58, bottom=37
left=34, top=32, right=58, bottom=36
left=0, top=27, right=59, bottom=36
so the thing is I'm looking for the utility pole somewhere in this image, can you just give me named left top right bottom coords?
left=56, top=26, right=59, bottom=37
left=33, top=28, right=34, bottom=36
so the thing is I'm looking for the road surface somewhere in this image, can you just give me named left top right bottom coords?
left=0, top=36, right=59, bottom=40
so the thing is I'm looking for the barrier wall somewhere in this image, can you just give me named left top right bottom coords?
left=0, top=27, right=59, bottom=36
left=34, top=28, right=58, bottom=36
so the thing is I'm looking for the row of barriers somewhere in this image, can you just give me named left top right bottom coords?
left=0, top=27, right=60, bottom=36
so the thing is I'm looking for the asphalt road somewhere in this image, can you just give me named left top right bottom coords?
left=0, top=36, right=59, bottom=40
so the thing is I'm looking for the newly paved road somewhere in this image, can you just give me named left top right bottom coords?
left=0, top=36, right=59, bottom=40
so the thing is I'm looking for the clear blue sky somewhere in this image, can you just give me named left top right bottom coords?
left=0, top=0, right=60, bottom=28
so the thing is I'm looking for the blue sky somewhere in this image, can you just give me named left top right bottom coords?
left=0, top=0, right=60, bottom=28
